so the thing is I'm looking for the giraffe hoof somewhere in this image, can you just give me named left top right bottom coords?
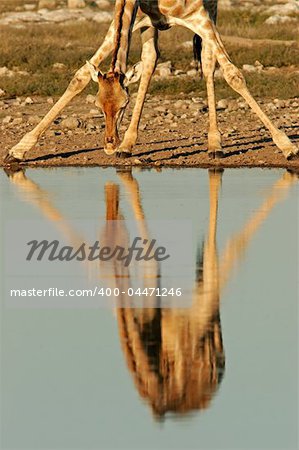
left=3, top=153, right=23, bottom=167
left=208, top=151, right=224, bottom=160
left=287, top=152, right=299, bottom=161
left=116, top=150, right=131, bottom=159
left=3, top=166, right=24, bottom=178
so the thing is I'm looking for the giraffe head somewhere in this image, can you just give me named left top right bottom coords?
left=87, top=61, right=143, bottom=155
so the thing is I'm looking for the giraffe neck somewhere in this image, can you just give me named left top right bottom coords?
left=110, top=0, right=137, bottom=73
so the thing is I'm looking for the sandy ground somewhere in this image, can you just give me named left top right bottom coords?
left=0, top=95, right=298, bottom=169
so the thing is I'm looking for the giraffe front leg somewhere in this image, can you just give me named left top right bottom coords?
left=202, top=42, right=223, bottom=159
left=117, top=28, right=159, bottom=158
left=4, top=21, right=116, bottom=166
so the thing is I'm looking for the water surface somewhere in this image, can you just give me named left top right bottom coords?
left=0, top=167, right=298, bottom=450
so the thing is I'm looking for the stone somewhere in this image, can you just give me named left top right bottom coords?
left=89, top=109, right=102, bottom=117
left=24, top=4, right=36, bottom=11
left=95, top=0, right=110, bottom=8
left=53, top=62, right=67, bottom=71
left=219, top=0, right=232, bottom=9
left=3, top=116, right=12, bottom=124
left=265, top=15, right=296, bottom=25
left=242, top=64, right=257, bottom=73
left=217, top=99, right=229, bottom=110
left=67, top=0, right=86, bottom=8
left=187, top=69, right=197, bottom=77
left=92, top=11, right=113, bottom=23
left=61, top=117, right=80, bottom=129
left=154, top=106, right=167, bottom=114
left=191, top=97, right=203, bottom=104
left=0, top=88, right=5, bottom=97
left=38, top=0, right=57, bottom=10
left=12, top=117, right=23, bottom=125
left=0, top=66, right=14, bottom=77
left=266, top=2, right=299, bottom=16
left=28, top=115, right=41, bottom=125
left=47, top=97, right=54, bottom=104
left=156, top=61, right=173, bottom=78
left=86, top=94, right=96, bottom=104
left=25, top=97, right=34, bottom=104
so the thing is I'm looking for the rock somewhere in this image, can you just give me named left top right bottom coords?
left=174, top=69, right=185, bottom=76
left=266, top=2, right=299, bottom=16
left=154, top=106, right=167, bottom=114
left=86, top=94, right=96, bottom=104
left=217, top=99, right=229, bottom=110
left=156, top=61, right=173, bottom=78
left=28, top=115, right=41, bottom=125
left=173, top=100, right=184, bottom=109
left=18, top=70, right=30, bottom=76
left=254, top=60, right=264, bottom=69
left=25, top=97, right=34, bottom=104
left=89, top=108, right=102, bottom=117
left=53, top=62, right=67, bottom=71
left=92, top=11, right=113, bottom=23
left=38, top=0, right=57, bottom=10
left=3, top=116, right=12, bottom=124
left=0, top=88, right=5, bottom=97
left=265, top=15, right=296, bottom=25
left=273, top=99, right=285, bottom=108
left=0, top=66, right=14, bottom=77
left=12, top=117, right=23, bottom=125
left=61, top=117, right=80, bottom=129
left=47, top=97, right=54, bottom=104
left=187, top=69, right=197, bottom=77
left=95, top=0, right=110, bottom=8
left=242, top=64, right=257, bottom=73
left=219, top=0, right=232, bottom=9
left=134, top=158, right=142, bottom=165
left=24, top=4, right=36, bottom=11
left=67, top=0, right=86, bottom=8
left=191, top=97, right=203, bottom=104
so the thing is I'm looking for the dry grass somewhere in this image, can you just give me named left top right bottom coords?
left=0, top=7, right=298, bottom=98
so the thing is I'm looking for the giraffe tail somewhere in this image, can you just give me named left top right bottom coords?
left=193, top=34, right=203, bottom=78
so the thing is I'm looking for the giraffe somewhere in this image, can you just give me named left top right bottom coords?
left=5, top=165, right=298, bottom=416
left=4, top=0, right=298, bottom=166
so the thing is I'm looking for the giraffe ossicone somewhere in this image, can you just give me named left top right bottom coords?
left=4, top=0, right=298, bottom=165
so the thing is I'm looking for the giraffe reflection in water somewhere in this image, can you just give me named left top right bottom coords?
left=5, top=167, right=298, bottom=418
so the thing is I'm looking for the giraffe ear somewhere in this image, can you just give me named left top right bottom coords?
left=124, top=62, right=143, bottom=86
left=86, top=60, right=102, bottom=83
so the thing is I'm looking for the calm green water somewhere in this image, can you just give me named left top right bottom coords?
left=0, top=167, right=298, bottom=450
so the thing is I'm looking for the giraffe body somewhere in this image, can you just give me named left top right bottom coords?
left=4, top=0, right=298, bottom=165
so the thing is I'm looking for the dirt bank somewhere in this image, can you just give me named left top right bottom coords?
left=1, top=95, right=298, bottom=169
